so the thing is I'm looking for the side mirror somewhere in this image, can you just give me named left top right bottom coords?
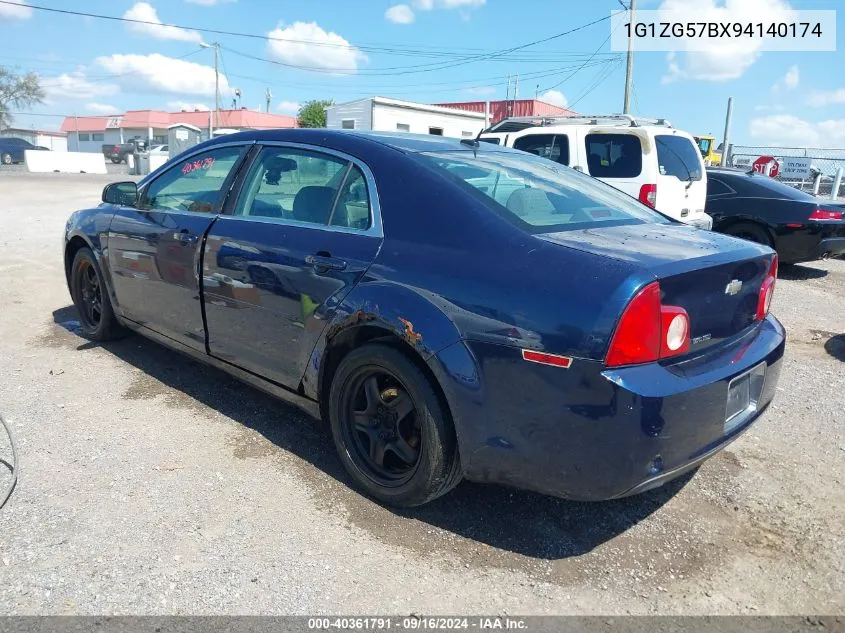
left=102, top=181, right=138, bottom=206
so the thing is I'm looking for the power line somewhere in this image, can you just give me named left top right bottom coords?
left=568, top=59, right=623, bottom=109
left=0, top=1, right=612, bottom=75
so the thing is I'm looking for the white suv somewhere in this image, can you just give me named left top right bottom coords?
left=480, top=115, right=712, bottom=229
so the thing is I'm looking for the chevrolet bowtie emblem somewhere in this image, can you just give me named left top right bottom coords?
left=725, top=279, right=743, bottom=296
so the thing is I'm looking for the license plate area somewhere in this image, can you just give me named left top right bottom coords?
left=725, top=362, right=766, bottom=434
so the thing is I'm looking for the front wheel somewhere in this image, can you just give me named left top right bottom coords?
left=69, top=247, right=126, bottom=341
left=1, top=153, right=12, bottom=165
left=328, top=344, right=461, bottom=507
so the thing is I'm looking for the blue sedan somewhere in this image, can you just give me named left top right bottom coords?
left=63, top=129, right=785, bottom=507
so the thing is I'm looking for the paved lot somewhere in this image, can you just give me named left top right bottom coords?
left=0, top=173, right=843, bottom=615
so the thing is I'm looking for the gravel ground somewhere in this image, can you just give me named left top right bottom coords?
left=0, top=173, right=842, bottom=615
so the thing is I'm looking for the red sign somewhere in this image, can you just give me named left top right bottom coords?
left=751, top=155, right=780, bottom=178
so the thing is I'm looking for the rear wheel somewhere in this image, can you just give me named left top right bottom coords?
left=70, top=247, right=125, bottom=341
left=723, top=222, right=772, bottom=248
left=1, top=153, right=12, bottom=165
left=328, top=344, right=461, bottom=507
left=111, top=158, right=122, bottom=164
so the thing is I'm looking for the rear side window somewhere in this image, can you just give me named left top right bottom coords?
left=706, top=177, right=732, bottom=197
left=513, top=134, right=569, bottom=166
left=585, top=133, right=642, bottom=178
left=479, top=137, right=500, bottom=145
left=656, top=135, right=703, bottom=181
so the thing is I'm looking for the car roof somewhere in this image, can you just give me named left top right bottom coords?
left=203, top=128, right=517, bottom=155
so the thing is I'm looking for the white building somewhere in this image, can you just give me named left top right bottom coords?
left=326, top=97, right=487, bottom=138
left=1, top=128, right=67, bottom=151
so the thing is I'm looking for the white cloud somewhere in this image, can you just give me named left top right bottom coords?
left=123, top=2, right=204, bottom=43
left=168, top=101, right=211, bottom=111
left=0, top=0, right=32, bottom=19
left=659, top=0, right=795, bottom=83
left=276, top=100, right=300, bottom=114
left=807, top=89, right=845, bottom=107
left=41, top=71, right=119, bottom=101
left=413, top=0, right=485, bottom=8
left=85, top=102, right=118, bottom=114
left=540, top=89, right=568, bottom=107
left=464, top=86, right=496, bottom=96
left=96, top=53, right=227, bottom=96
left=267, top=22, right=367, bottom=75
left=754, top=104, right=785, bottom=112
left=385, top=4, right=415, bottom=24
left=749, top=114, right=845, bottom=148
left=772, top=65, right=799, bottom=92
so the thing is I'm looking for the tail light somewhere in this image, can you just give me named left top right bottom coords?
left=113, top=146, right=120, bottom=152
left=638, top=184, right=657, bottom=208
left=809, top=208, right=844, bottom=221
left=605, top=282, right=690, bottom=367
left=756, top=255, right=778, bottom=320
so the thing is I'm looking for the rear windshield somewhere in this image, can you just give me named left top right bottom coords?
left=656, top=134, right=703, bottom=181
left=420, top=150, right=670, bottom=234
left=513, top=134, right=570, bottom=166
left=585, top=133, right=642, bottom=178
left=739, top=173, right=817, bottom=200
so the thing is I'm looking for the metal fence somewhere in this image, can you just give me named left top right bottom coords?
left=728, top=145, right=845, bottom=199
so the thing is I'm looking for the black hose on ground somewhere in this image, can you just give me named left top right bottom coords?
left=0, top=414, right=18, bottom=509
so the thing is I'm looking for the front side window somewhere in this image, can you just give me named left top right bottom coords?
left=585, top=133, right=642, bottom=178
left=139, top=145, right=244, bottom=214
left=656, top=135, right=703, bottom=181
left=513, top=134, right=570, bottom=166
left=421, top=150, right=669, bottom=234
left=235, top=147, right=370, bottom=229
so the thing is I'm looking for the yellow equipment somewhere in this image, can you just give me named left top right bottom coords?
left=694, top=135, right=722, bottom=167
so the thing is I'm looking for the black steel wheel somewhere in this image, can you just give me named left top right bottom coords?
left=69, top=247, right=125, bottom=341
left=328, top=344, right=461, bottom=507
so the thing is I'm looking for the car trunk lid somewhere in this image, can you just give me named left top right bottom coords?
left=539, top=222, right=775, bottom=352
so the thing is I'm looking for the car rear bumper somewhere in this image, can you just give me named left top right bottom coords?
left=777, top=222, right=845, bottom=263
left=434, top=315, right=785, bottom=501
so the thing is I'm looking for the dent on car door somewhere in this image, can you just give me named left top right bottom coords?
left=203, top=144, right=383, bottom=388
left=106, top=144, right=248, bottom=350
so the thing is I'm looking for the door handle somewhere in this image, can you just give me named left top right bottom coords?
left=173, top=231, right=199, bottom=245
left=306, top=254, right=347, bottom=272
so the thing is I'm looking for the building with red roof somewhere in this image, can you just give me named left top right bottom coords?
left=60, top=108, right=297, bottom=153
left=434, top=99, right=576, bottom=126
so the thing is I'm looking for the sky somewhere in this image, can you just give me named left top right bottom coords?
left=0, top=0, right=843, bottom=148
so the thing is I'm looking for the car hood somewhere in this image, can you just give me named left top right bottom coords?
left=537, top=222, right=771, bottom=275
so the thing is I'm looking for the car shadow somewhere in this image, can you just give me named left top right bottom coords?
left=52, top=305, right=690, bottom=560
left=824, top=334, right=845, bottom=362
left=778, top=264, right=828, bottom=280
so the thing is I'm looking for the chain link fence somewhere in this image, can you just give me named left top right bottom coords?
left=727, top=145, right=845, bottom=199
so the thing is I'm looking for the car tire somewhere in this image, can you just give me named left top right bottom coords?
left=328, top=343, right=462, bottom=507
left=724, top=222, right=773, bottom=248
left=111, top=158, right=122, bottom=164
left=1, top=153, right=12, bottom=165
left=69, top=247, right=126, bottom=341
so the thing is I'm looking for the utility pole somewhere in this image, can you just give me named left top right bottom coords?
left=514, top=74, right=520, bottom=101
left=623, top=0, right=636, bottom=114
left=721, top=96, right=734, bottom=166
left=201, top=41, right=221, bottom=129
left=265, top=88, right=272, bottom=113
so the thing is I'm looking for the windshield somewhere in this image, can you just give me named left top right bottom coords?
left=697, top=137, right=712, bottom=155
left=420, top=150, right=671, bottom=234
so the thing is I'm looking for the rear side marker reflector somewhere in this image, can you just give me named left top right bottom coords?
left=522, top=349, right=573, bottom=368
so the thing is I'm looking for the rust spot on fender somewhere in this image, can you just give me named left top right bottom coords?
left=398, top=317, right=422, bottom=345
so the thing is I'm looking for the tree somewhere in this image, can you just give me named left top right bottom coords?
left=297, top=99, right=334, bottom=128
left=0, top=66, right=45, bottom=130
